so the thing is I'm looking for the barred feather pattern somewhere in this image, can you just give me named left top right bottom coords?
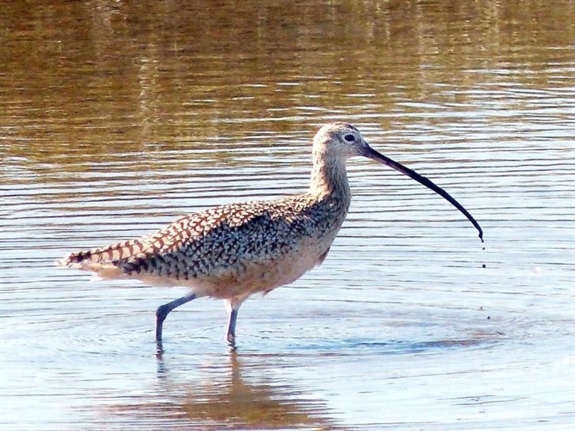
left=57, top=192, right=350, bottom=297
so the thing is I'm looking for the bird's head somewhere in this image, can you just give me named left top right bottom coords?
left=313, top=122, right=484, bottom=242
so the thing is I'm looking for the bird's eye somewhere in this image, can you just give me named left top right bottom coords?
left=344, top=134, right=355, bottom=142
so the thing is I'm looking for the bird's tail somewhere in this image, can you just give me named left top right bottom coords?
left=56, top=239, right=147, bottom=279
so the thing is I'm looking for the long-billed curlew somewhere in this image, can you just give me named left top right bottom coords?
left=58, top=123, right=483, bottom=353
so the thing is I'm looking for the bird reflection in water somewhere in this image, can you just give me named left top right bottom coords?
left=104, top=352, right=338, bottom=430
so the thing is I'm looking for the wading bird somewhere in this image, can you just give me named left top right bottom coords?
left=58, top=123, right=483, bottom=353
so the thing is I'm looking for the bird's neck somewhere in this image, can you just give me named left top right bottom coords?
left=308, top=151, right=351, bottom=206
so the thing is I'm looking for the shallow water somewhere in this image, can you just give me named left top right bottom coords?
left=1, top=1, right=574, bottom=430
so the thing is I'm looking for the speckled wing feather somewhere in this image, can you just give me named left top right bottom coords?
left=57, top=194, right=345, bottom=287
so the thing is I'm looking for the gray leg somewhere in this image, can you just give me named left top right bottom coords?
left=226, top=308, right=239, bottom=348
left=224, top=298, right=244, bottom=349
left=156, top=293, right=196, bottom=353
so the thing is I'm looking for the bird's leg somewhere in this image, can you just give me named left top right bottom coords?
left=155, top=293, right=196, bottom=354
left=227, top=308, right=239, bottom=348
left=224, top=298, right=244, bottom=349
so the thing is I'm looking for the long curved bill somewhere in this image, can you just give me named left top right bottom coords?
left=362, top=144, right=484, bottom=242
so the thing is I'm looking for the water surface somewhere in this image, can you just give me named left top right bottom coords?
left=1, top=1, right=574, bottom=430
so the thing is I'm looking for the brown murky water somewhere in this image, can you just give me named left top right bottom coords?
left=1, top=1, right=574, bottom=430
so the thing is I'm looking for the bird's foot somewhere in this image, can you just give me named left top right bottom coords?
left=155, top=340, right=164, bottom=359
left=226, top=333, right=237, bottom=351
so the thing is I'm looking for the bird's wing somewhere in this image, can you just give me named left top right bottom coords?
left=57, top=197, right=317, bottom=280
left=117, top=199, right=315, bottom=279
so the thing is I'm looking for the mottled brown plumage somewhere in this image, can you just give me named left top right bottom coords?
left=58, top=122, right=482, bottom=352
left=61, top=194, right=348, bottom=296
